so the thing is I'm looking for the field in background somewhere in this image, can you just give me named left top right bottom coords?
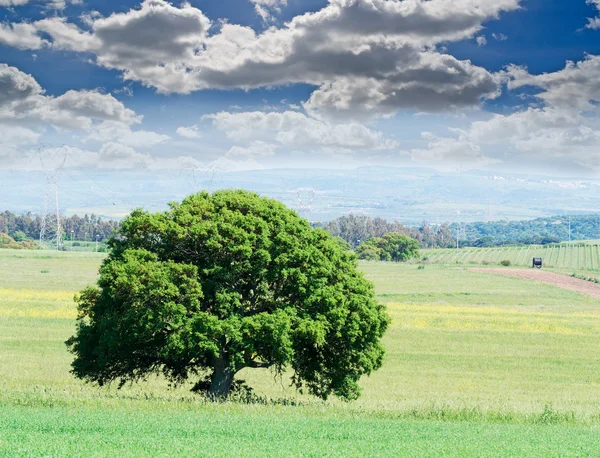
left=2, top=250, right=600, bottom=456
left=424, top=243, right=600, bottom=270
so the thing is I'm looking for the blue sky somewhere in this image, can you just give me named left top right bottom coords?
left=1, top=0, right=600, bottom=176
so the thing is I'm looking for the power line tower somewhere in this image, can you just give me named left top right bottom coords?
left=296, top=187, right=316, bottom=219
left=38, top=146, right=68, bottom=251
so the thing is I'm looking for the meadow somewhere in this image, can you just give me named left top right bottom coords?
left=2, top=250, right=600, bottom=456
left=424, top=242, right=600, bottom=271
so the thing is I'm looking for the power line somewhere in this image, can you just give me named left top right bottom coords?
left=38, top=145, right=68, bottom=250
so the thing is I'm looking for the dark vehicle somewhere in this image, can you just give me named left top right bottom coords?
left=532, top=258, right=543, bottom=269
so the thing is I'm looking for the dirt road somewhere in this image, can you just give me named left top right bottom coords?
left=472, top=268, right=600, bottom=299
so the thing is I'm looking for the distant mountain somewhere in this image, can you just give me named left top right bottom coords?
left=1, top=167, right=599, bottom=224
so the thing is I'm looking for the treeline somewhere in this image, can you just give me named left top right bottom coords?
left=0, top=211, right=119, bottom=243
left=321, top=214, right=453, bottom=248
left=453, top=214, right=600, bottom=246
left=321, top=213, right=600, bottom=249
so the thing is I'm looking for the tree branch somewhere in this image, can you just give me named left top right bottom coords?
left=247, top=360, right=271, bottom=369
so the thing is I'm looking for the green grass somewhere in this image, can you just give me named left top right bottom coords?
left=3, top=405, right=600, bottom=457
left=423, top=243, right=600, bottom=271
left=2, top=249, right=600, bottom=456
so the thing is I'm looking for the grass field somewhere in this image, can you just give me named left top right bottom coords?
left=424, top=243, right=600, bottom=271
left=2, top=250, right=600, bottom=456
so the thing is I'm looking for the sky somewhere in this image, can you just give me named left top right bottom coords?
left=1, top=0, right=600, bottom=177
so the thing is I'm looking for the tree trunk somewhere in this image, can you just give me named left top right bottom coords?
left=208, top=356, right=235, bottom=399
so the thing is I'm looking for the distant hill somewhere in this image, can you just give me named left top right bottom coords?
left=1, top=167, right=599, bottom=224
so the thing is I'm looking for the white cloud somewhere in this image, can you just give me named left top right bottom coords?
left=86, top=121, right=170, bottom=148
left=0, top=64, right=140, bottom=130
left=476, top=35, right=487, bottom=46
left=507, top=55, right=600, bottom=112
left=0, top=64, right=174, bottom=169
left=208, top=156, right=264, bottom=172
left=492, top=32, right=508, bottom=41
left=2, top=0, right=520, bottom=118
left=206, top=110, right=398, bottom=151
left=176, top=125, right=202, bottom=139
left=0, top=22, right=46, bottom=50
left=303, top=53, right=500, bottom=120
left=33, top=143, right=205, bottom=170
left=418, top=53, right=600, bottom=171
left=0, top=125, right=40, bottom=144
left=0, top=0, right=80, bottom=8
left=586, top=0, right=600, bottom=29
left=226, top=141, right=277, bottom=158
left=249, top=0, right=287, bottom=22
left=411, top=131, right=495, bottom=168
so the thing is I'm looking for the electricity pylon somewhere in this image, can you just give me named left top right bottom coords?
left=38, top=146, right=68, bottom=251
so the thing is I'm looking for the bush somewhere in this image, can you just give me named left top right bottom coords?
left=0, top=233, right=37, bottom=250
left=500, top=260, right=512, bottom=267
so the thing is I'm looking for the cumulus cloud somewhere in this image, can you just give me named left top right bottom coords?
left=2, top=0, right=520, bottom=118
left=0, top=23, right=46, bottom=50
left=476, top=35, right=487, bottom=46
left=85, top=121, right=170, bottom=148
left=303, top=53, right=500, bottom=120
left=0, top=64, right=174, bottom=169
left=411, top=131, right=495, bottom=168
left=507, top=55, right=600, bottom=112
left=226, top=141, right=278, bottom=158
left=32, top=142, right=205, bottom=170
left=250, top=0, right=287, bottom=22
left=206, top=110, right=398, bottom=151
left=0, top=124, right=41, bottom=166
left=0, top=64, right=140, bottom=130
left=586, top=0, right=600, bottom=29
left=176, top=125, right=202, bottom=139
left=417, top=53, right=600, bottom=171
left=0, top=0, right=80, bottom=8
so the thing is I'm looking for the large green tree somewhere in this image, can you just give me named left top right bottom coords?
left=67, top=190, right=389, bottom=400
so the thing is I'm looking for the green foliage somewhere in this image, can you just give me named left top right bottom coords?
left=455, top=215, right=600, bottom=246
left=500, top=260, right=512, bottom=267
left=322, top=214, right=451, bottom=249
left=355, top=244, right=382, bottom=261
left=11, top=231, right=27, bottom=242
left=66, top=190, right=389, bottom=401
left=356, top=233, right=420, bottom=262
left=0, top=232, right=36, bottom=250
left=0, top=210, right=119, bottom=243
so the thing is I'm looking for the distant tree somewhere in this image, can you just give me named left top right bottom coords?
left=356, top=233, right=420, bottom=262
left=66, top=191, right=390, bottom=401
left=0, top=211, right=119, bottom=243
left=11, top=231, right=27, bottom=242
left=473, top=236, right=495, bottom=248
left=355, top=243, right=382, bottom=261
left=378, top=233, right=421, bottom=262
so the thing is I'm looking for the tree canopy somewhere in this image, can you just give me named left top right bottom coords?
left=356, top=233, right=420, bottom=262
left=67, top=190, right=390, bottom=400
